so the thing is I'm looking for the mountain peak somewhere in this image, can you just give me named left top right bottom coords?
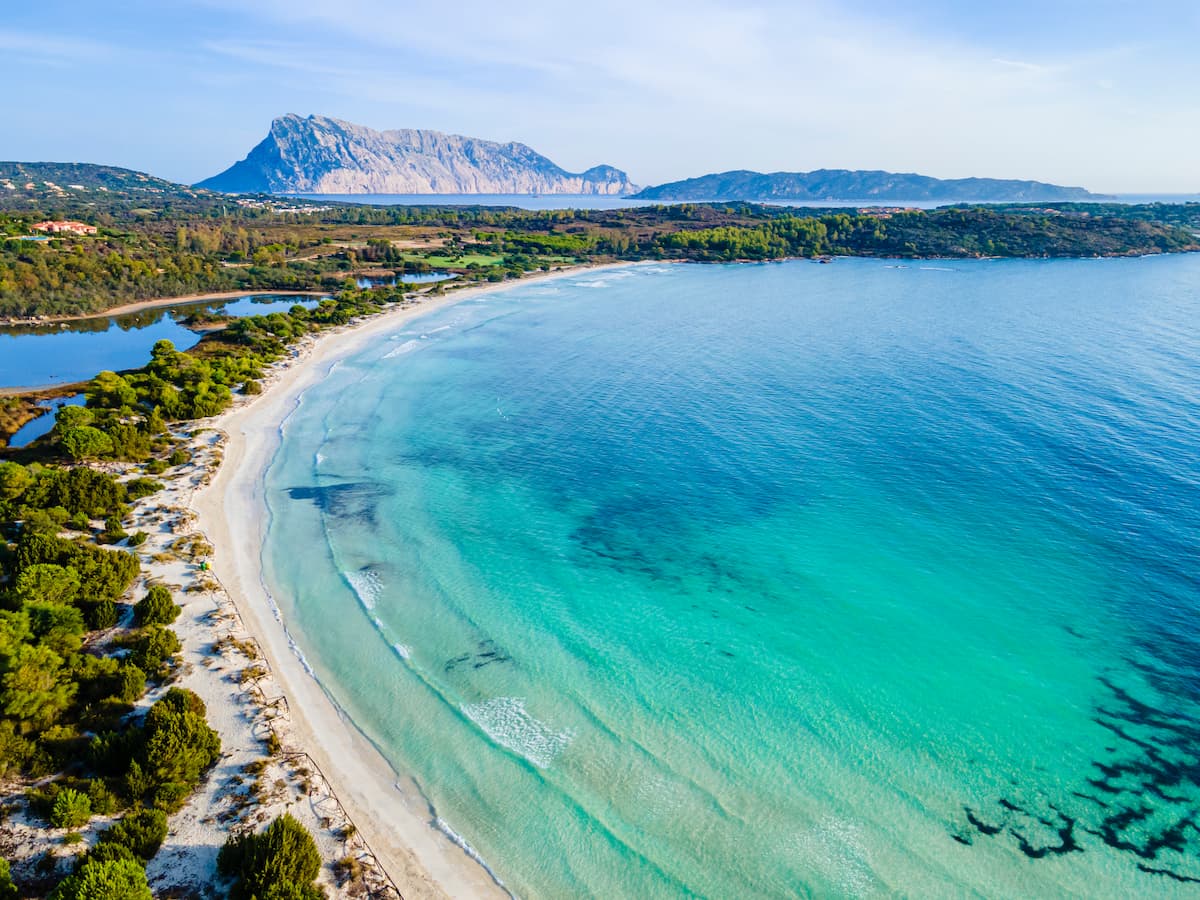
left=197, top=115, right=639, bottom=195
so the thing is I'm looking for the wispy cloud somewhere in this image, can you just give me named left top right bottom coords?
left=4, top=1, right=1198, bottom=190
left=0, top=28, right=116, bottom=65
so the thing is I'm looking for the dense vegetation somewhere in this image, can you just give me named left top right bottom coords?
left=218, top=814, right=326, bottom=900
left=2, top=187, right=1197, bottom=317
left=0, top=286, right=366, bottom=893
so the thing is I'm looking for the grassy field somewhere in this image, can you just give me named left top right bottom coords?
left=404, top=252, right=506, bottom=268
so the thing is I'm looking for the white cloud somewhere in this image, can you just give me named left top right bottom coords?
left=0, top=28, right=116, bottom=65
left=179, top=0, right=1200, bottom=191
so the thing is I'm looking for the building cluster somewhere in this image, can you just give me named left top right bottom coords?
left=234, top=198, right=332, bottom=214
left=31, top=220, right=98, bottom=235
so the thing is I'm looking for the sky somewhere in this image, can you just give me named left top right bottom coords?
left=2, top=1, right=1198, bottom=192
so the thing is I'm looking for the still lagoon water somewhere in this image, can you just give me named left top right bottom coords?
left=263, top=256, right=1200, bottom=897
left=0, top=294, right=322, bottom=390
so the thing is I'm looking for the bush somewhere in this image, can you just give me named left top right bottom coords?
left=86, top=779, right=118, bottom=816
left=115, top=662, right=146, bottom=704
left=218, top=814, right=326, bottom=900
left=167, top=449, right=189, bottom=467
left=81, top=842, right=135, bottom=866
left=151, top=781, right=190, bottom=813
left=50, top=788, right=91, bottom=829
left=99, top=517, right=128, bottom=545
left=133, top=585, right=178, bottom=627
left=100, top=808, right=167, bottom=860
left=241, top=380, right=262, bottom=395
left=127, top=532, right=148, bottom=548
left=141, top=691, right=220, bottom=785
left=47, top=856, right=151, bottom=900
left=143, top=460, right=167, bottom=475
left=123, top=479, right=163, bottom=502
left=85, top=600, right=118, bottom=632
left=60, top=427, right=114, bottom=461
left=128, top=625, right=180, bottom=678
left=0, top=857, right=17, bottom=900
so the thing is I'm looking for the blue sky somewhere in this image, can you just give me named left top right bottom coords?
left=3, top=1, right=1198, bottom=191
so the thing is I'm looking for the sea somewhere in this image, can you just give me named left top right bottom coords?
left=261, top=256, right=1200, bottom=897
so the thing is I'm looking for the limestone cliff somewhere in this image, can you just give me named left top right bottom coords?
left=198, top=115, right=638, bottom=195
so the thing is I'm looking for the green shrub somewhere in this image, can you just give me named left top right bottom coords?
left=81, top=842, right=135, bottom=866
left=0, top=857, right=17, bottom=900
left=133, top=585, right=178, bottom=627
left=13, top=564, right=81, bottom=606
left=48, top=856, right=151, bottom=900
left=123, top=479, right=163, bottom=502
left=141, top=691, right=220, bottom=785
left=0, top=722, right=32, bottom=778
left=128, top=625, right=180, bottom=678
left=85, top=600, right=118, bottom=631
left=100, top=808, right=167, bottom=860
left=50, top=787, right=91, bottom=829
left=123, top=761, right=152, bottom=803
left=151, top=781, right=189, bottom=813
left=60, top=426, right=114, bottom=461
left=127, top=532, right=148, bottom=548
left=167, top=449, right=189, bottom=467
left=241, top=380, right=262, bottom=395
left=143, top=460, right=167, bottom=475
left=218, top=814, right=326, bottom=900
left=86, top=779, right=118, bottom=816
left=115, top=662, right=146, bottom=704
left=99, top=517, right=128, bottom=545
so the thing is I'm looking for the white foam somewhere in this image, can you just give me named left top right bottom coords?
left=392, top=642, right=411, bottom=660
left=314, top=452, right=326, bottom=466
left=344, top=569, right=384, bottom=610
left=433, top=816, right=512, bottom=895
left=461, top=697, right=574, bottom=769
left=384, top=339, right=422, bottom=358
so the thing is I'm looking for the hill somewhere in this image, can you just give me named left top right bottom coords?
left=198, top=114, right=640, bottom=195
left=0, top=162, right=206, bottom=201
left=632, top=169, right=1103, bottom=203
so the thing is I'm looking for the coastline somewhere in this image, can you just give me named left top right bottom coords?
left=190, top=263, right=638, bottom=896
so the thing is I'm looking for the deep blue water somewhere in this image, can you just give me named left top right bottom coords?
left=264, top=256, right=1200, bottom=897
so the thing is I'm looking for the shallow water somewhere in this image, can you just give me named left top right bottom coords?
left=264, top=256, right=1200, bottom=897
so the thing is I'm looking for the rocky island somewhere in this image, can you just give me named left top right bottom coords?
left=198, top=114, right=639, bottom=196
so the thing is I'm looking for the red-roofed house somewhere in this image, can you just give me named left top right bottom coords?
left=32, top=220, right=97, bottom=235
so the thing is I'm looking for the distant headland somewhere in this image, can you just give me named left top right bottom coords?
left=632, top=169, right=1105, bottom=203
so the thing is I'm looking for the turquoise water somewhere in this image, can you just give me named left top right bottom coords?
left=263, top=257, right=1200, bottom=897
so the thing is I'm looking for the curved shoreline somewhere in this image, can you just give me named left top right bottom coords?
left=191, top=264, right=638, bottom=896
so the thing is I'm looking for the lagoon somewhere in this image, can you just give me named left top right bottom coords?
left=0, top=294, right=322, bottom=390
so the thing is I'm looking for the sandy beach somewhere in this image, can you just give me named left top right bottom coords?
left=190, top=264, right=636, bottom=896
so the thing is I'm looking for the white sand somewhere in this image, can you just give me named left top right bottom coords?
left=189, top=265, right=638, bottom=896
